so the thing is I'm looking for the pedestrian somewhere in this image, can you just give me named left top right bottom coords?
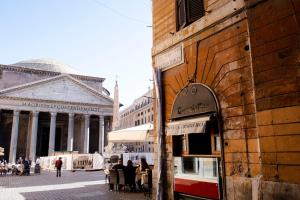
left=35, top=157, right=41, bottom=174
left=55, top=157, right=63, bottom=177
left=23, top=159, right=30, bottom=176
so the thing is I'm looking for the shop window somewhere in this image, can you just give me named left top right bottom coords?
left=172, top=121, right=220, bottom=156
left=173, top=135, right=187, bottom=156
left=174, top=157, right=218, bottom=178
left=177, top=0, right=205, bottom=31
left=188, top=133, right=211, bottom=155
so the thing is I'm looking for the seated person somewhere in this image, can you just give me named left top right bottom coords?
left=109, top=159, right=125, bottom=190
left=112, top=159, right=125, bottom=170
left=124, top=160, right=136, bottom=191
left=135, top=157, right=150, bottom=191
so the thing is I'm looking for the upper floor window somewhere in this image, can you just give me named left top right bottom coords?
left=177, top=0, right=205, bottom=31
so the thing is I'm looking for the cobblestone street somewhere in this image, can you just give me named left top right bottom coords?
left=0, top=170, right=146, bottom=200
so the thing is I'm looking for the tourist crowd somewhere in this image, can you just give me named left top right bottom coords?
left=0, top=157, right=40, bottom=176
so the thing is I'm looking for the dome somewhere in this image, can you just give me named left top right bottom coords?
left=12, top=59, right=82, bottom=75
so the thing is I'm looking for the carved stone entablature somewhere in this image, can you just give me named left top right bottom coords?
left=0, top=64, right=60, bottom=76
left=0, top=96, right=113, bottom=116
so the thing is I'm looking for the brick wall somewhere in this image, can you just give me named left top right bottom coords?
left=152, top=0, right=176, bottom=44
left=247, top=0, right=300, bottom=185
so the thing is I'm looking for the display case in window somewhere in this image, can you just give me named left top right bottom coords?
left=174, top=157, right=220, bottom=199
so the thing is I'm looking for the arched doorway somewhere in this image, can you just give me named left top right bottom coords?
left=167, top=83, right=224, bottom=200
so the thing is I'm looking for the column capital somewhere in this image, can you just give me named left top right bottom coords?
left=69, top=113, right=75, bottom=118
left=50, top=112, right=57, bottom=117
left=99, top=115, right=104, bottom=125
left=13, top=110, right=20, bottom=116
left=31, top=110, right=39, bottom=117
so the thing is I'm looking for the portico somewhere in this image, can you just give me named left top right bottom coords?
left=0, top=59, right=114, bottom=163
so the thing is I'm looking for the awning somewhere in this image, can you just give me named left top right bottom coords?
left=108, top=123, right=153, bottom=142
left=166, top=116, right=210, bottom=136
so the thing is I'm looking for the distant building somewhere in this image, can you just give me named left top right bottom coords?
left=119, top=89, right=154, bottom=129
left=107, top=89, right=155, bottom=154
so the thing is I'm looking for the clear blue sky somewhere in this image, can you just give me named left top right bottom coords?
left=0, top=0, right=153, bottom=108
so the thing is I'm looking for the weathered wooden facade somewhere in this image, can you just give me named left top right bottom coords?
left=151, top=0, right=300, bottom=199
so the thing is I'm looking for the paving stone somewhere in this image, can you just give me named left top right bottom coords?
left=0, top=170, right=146, bottom=200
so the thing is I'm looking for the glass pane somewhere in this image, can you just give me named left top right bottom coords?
left=174, top=157, right=218, bottom=180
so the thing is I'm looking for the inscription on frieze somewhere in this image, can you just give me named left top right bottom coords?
left=21, top=102, right=101, bottom=112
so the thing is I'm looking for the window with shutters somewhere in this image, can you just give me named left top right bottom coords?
left=176, top=0, right=205, bottom=31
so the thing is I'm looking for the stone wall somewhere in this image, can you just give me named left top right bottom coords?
left=246, top=0, right=300, bottom=198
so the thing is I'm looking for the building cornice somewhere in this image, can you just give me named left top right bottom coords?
left=0, top=64, right=105, bottom=82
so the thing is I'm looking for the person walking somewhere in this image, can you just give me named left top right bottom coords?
left=55, top=157, right=63, bottom=177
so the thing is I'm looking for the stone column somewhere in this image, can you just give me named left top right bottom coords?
left=98, top=115, right=104, bottom=154
left=9, top=110, right=20, bottom=164
left=29, top=111, right=39, bottom=162
left=48, top=112, right=57, bottom=155
left=67, top=113, right=75, bottom=151
left=83, top=114, right=90, bottom=154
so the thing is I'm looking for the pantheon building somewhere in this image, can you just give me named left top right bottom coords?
left=0, top=59, right=113, bottom=164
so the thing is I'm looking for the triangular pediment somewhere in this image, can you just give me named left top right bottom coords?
left=0, top=75, right=113, bottom=106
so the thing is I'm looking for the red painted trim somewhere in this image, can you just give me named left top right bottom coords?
left=175, top=178, right=219, bottom=199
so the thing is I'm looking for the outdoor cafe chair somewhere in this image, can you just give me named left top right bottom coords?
left=117, top=169, right=126, bottom=192
left=109, top=169, right=118, bottom=191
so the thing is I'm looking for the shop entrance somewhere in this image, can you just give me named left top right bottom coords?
left=167, top=83, right=224, bottom=200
